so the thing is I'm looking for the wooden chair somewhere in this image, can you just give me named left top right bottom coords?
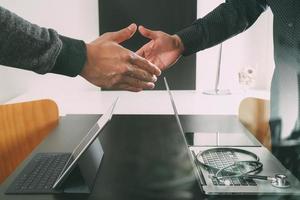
left=0, top=99, right=59, bottom=183
left=238, top=97, right=271, bottom=150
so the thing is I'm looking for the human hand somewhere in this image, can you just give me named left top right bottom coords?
left=80, top=24, right=161, bottom=92
left=136, top=26, right=184, bottom=71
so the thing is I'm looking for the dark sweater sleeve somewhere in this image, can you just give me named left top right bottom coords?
left=0, top=6, right=86, bottom=77
left=176, top=0, right=268, bottom=56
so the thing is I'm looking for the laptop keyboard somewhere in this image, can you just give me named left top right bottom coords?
left=6, top=153, right=71, bottom=194
left=202, top=149, right=257, bottom=186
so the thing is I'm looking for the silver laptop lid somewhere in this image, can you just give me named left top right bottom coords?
left=164, top=77, right=185, bottom=136
left=164, top=77, right=204, bottom=192
left=53, top=97, right=119, bottom=188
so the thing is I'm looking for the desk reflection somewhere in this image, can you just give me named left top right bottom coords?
left=93, top=115, right=198, bottom=200
left=1, top=115, right=299, bottom=200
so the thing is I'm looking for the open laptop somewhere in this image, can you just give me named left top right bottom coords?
left=6, top=98, right=118, bottom=194
left=164, top=77, right=300, bottom=195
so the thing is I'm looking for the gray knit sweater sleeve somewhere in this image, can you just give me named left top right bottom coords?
left=0, top=6, right=86, bottom=77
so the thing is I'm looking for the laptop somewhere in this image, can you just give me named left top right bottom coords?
left=164, top=77, right=300, bottom=195
left=6, top=98, right=118, bottom=194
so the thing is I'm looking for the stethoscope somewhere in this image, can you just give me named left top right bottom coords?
left=213, top=161, right=290, bottom=188
left=243, top=174, right=290, bottom=188
left=193, top=148, right=291, bottom=189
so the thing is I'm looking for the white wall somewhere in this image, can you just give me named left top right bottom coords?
left=0, top=0, right=274, bottom=103
left=196, top=0, right=274, bottom=92
left=0, top=0, right=99, bottom=103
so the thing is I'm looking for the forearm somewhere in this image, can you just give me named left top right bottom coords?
left=176, top=0, right=268, bottom=56
left=0, top=6, right=86, bottom=77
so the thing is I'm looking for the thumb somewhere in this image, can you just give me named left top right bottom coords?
left=139, top=26, right=158, bottom=40
left=110, top=23, right=137, bottom=43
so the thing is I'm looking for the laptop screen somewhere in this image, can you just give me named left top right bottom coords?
left=164, top=77, right=205, bottom=191
left=164, top=77, right=185, bottom=137
left=53, top=98, right=118, bottom=188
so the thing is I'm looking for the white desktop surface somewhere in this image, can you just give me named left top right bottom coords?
left=6, top=90, right=269, bottom=116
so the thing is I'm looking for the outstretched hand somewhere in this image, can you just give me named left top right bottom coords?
left=80, top=24, right=161, bottom=92
left=136, top=26, right=184, bottom=71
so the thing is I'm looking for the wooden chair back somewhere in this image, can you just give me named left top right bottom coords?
left=0, top=99, right=59, bottom=183
left=238, top=97, right=271, bottom=150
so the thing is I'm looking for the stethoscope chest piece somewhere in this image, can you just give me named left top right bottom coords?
left=271, top=174, right=291, bottom=188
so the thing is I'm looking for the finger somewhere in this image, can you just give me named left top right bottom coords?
left=136, top=41, right=153, bottom=58
left=110, top=23, right=137, bottom=43
left=136, top=44, right=147, bottom=57
left=130, top=54, right=161, bottom=76
left=138, top=26, right=159, bottom=40
left=114, top=84, right=142, bottom=92
left=121, top=76, right=155, bottom=90
left=125, top=65, right=157, bottom=82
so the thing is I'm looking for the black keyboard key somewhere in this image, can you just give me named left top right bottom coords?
left=231, top=177, right=241, bottom=186
left=245, top=178, right=257, bottom=186
left=201, top=150, right=258, bottom=187
left=6, top=153, right=71, bottom=194
left=239, top=177, right=248, bottom=186
left=218, top=180, right=226, bottom=186
left=212, top=177, right=219, bottom=185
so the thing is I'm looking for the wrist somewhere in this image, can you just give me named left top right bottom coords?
left=51, top=35, right=86, bottom=77
left=80, top=43, right=92, bottom=77
left=172, top=34, right=185, bottom=54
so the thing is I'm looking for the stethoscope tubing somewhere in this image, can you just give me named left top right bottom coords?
left=193, top=148, right=290, bottom=188
left=215, top=160, right=263, bottom=178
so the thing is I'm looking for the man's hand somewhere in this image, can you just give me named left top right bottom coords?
left=80, top=24, right=161, bottom=92
left=136, top=26, right=185, bottom=71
